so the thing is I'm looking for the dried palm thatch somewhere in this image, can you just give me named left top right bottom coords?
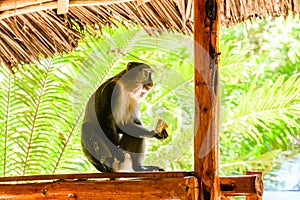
left=220, top=0, right=300, bottom=25
left=0, top=0, right=299, bottom=73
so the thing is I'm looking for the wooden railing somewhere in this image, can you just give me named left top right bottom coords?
left=0, top=172, right=263, bottom=199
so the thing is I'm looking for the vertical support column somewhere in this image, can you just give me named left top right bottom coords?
left=194, top=0, right=220, bottom=200
left=246, top=171, right=263, bottom=200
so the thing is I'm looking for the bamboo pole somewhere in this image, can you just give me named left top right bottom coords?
left=194, top=0, right=220, bottom=199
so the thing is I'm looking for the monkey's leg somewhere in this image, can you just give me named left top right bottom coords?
left=119, top=134, right=164, bottom=172
left=82, top=122, right=124, bottom=172
left=119, top=134, right=143, bottom=171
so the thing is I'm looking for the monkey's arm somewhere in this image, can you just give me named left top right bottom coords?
left=118, top=122, right=168, bottom=139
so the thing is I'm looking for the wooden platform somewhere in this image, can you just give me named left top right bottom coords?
left=0, top=172, right=263, bottom=199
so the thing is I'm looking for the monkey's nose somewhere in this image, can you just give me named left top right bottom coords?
left=144, top=82, right=153, bottom=90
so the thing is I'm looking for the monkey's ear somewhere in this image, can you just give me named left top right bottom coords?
left=126, top=62, right=134, bottom=71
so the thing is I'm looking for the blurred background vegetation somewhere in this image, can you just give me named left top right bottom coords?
left=0, top=15, right=299, bottom=190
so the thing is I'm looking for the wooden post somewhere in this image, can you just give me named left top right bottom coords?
left=245, top=171, right=263, bottom=200
left=194, top=0, right=220, bottom=200
left=221, top=175, right=263, bottom=197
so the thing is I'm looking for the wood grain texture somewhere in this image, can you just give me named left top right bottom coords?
left=0, top=176, right=199, bottom=200
left=0, top=172, right=194, bottom=182
left=220, top=175, right=263, bottom=197
left=245, top=171, right=263, bottom=200
left=194, top=0, right=220, bottom=199
left=0, top=173, right=263, bottom=198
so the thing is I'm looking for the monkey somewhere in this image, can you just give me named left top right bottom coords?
left=81, top=62, right=168, bottom=172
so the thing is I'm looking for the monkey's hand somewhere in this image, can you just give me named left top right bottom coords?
left=153, top=129, right=168, bottom=140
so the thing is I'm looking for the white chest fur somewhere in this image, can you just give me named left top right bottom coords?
left=112, top=84, right=139, bottom=125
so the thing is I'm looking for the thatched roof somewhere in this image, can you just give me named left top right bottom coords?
left=0, top=0, right=299, bottom=73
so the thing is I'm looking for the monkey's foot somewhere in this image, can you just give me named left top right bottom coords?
left=140, top=166, right=165, bottom=172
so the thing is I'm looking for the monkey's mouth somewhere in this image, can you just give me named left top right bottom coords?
left=143, top=84, right=152, bottom=91
left=143, top=82, right=153, bottom=91
left=139, top=83, right=153, bottom=98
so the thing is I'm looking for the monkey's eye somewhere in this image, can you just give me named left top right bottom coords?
left=144, top=71, right=148, bottom=78
left=144, top=70, right=153, bottom=80
left=148, top=72, right=152, bottom=80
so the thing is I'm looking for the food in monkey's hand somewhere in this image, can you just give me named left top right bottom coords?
left=155, top=119, right=168, bottom=133
left=155, top=119, right=168, bottom=140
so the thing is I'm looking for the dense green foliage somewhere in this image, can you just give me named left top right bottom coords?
left=219, top=16, right=300, bottom=189
left=0, top=25, right=195, bottom=175
left=0, top=16, right=299, bottom=190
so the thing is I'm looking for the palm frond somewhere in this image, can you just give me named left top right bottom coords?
left=219, top=41, right=252, bottom=83
left=222, top=73, right=300, bottom=142
left=0, top=67, right=19, bottom=176
left=0, top=24, right=197, bottom=175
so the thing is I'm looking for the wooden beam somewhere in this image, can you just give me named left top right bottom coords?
left=0, top=0, right=52, bottom=11
left=57, top=0, right=69, bottom=14
left=0, top=176, right=198, bottom=200
left=194, top=0, right=220, bottom=199
left=0, top=0, right=132, bottom=11
left=0, top=171, right=194, bottom=182
left=0, top=0, right=133, bottom=19
left=220, top=175, right=263, bottom=197
left=245, top=171, right=263, bottom=200
left=0, top=173, right=263, bottom=199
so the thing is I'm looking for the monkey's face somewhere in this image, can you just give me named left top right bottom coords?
left=119, top=64, right=154, bottom=100
left=139, top=68, right=153, bottom=98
